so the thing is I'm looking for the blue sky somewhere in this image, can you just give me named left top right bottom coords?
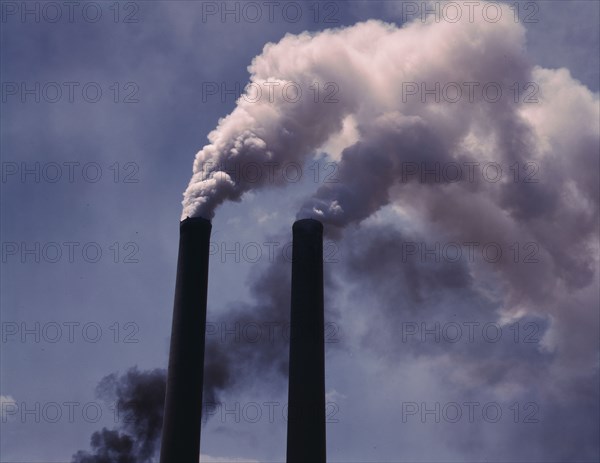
left=1, top=1, right=599, bottom=462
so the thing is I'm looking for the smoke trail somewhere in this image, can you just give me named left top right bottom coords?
left=181, top=8, right=597, bottom=238
left=181, top=5, right=598, bottom=389
left=179, top=5, right=598, bottom=313
left=71, top=248, right=310, bottom=461
left=181, top=6, right=598, bottom=459
left=71, top=368, right=166, bottom=463
left=202, top=226, right=341, bottom=406
left=71, top=429, right=136, bottom=463
left=181, top=10, right=531, bottom=222
left=77, top=4, right=598, bottom=461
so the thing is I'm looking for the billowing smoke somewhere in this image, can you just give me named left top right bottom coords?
left=183, top=8, right=525, bottom=223
left=70, top=251, right=303, bottom=461
left=71, top=429, right=136, bottom=463
left=202, top=242, right=292, bottom=404
left=181, top=0, right=598, bottom=386
left=78, top=3, right=599, bottom=461
left=71, top=368, right=166, bottom=463
left=205, top=232, right=338, bottom=405
left=180, top=4, right=598, bottom=460
left=181, top=9, right=597, bottom=238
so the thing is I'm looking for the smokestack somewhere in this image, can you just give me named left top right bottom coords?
left=160, top=217, right=211, bottom=463
left=286, top=219, right=326, bottom=463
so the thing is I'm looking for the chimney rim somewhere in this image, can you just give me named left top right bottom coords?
left=293, top=218, right=323, bottom=233
left=180, top=216, right=212, bottom=226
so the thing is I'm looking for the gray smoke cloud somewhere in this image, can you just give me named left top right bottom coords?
left=183, top=4, right=598, bottom=421
left=181, top=9, right=597, bottom=240
left=334, top=216, right=598, bottom=460
left=71, top=368, right=166, bottom=463
left=79, top=4, right=599, bottom=460
left=180, top=6, right=598, bottom=460
left=181, top=9, right=530, bottom=222
left=203, top=228, right=339, bottom=405
left=202, top=238, right=292, bottom=404
left=71, top=245, right=337, bottom=462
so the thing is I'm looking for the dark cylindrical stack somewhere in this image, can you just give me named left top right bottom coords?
left=160, top=217, right=212, bottom=463
left=286, top=218, right=326, bottom=463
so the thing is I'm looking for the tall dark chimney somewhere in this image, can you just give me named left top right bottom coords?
left=160, top=217, right=211, bottom=463
left=286, top=218, right=326, bottom=463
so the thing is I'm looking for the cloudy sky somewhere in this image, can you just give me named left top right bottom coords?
left=1, top=1, right=599, bottom=462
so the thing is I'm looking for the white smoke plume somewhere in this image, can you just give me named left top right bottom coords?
left=182, top=4, right=596, bottom=229
left=181, top=7, right=598, bottom=371
left=177, top=5, right=598, bottom=459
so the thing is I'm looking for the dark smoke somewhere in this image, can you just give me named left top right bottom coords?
left=72, top=429, right=136, bottom=463
left=71, top=368, right=166, bottom=463
left=202, top=231, right=292, bottom=406
left=202, top=228, right=340, bottom=407
left=72, top=234, right=336, bottom=460
left=76, top=9, right=598, bottom=462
